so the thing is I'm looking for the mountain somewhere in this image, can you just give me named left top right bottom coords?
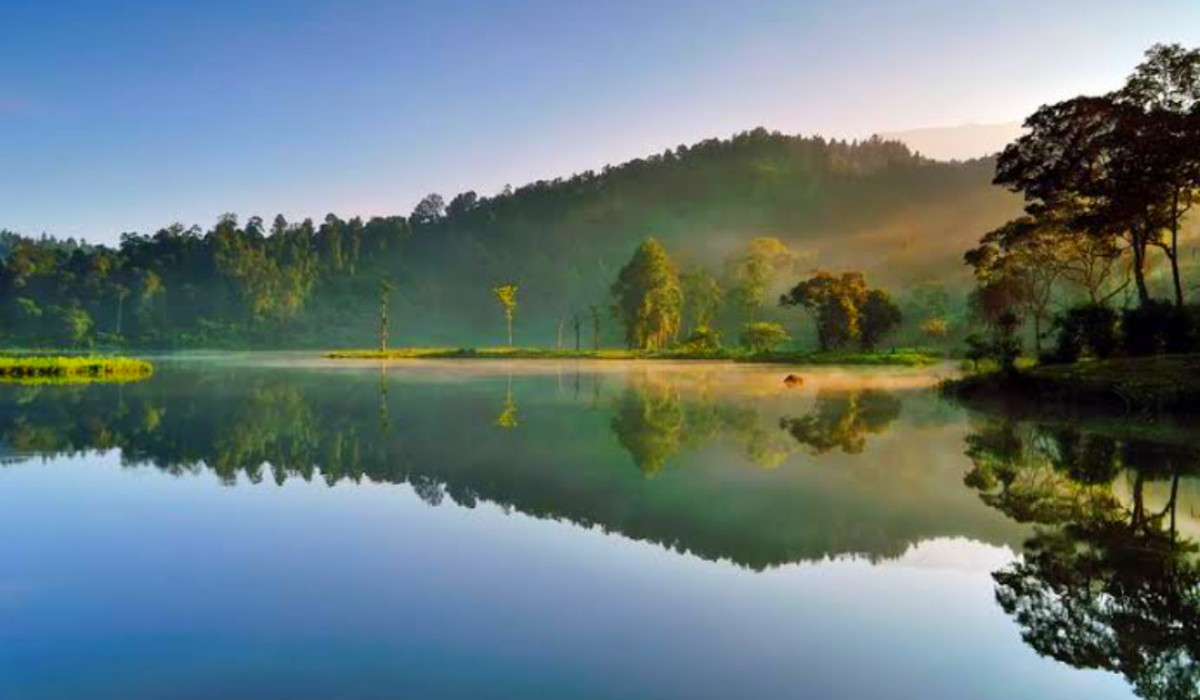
left=0, top=128, right=1021, bottom=348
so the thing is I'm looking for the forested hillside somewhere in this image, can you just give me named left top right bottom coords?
left=0, top=128, right=1019, bottom=348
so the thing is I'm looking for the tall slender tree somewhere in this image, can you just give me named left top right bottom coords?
left=378, top=278, right=394, bottom=351
left=493, top=284, right=518, bottom=347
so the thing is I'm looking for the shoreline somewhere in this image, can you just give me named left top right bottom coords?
left=940, top=354, right=1200, bottom=416
left=324, top=347, right=941, bottom=367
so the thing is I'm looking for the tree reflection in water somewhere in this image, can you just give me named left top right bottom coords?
left=0, top=366, right=1033, bottom=570
left=779, top=388, right=902, bottom=455
left=608, top=373, right=808, bottom=475
left=963, top=417, right=1200, bottom=699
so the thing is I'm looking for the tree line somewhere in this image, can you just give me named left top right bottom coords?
left=0, top=128, right=1003, bottom=349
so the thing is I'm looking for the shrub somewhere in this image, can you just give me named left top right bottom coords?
left=964, top=312, right=1022, bottom=375
left=1121, top=301, right=1198, bottom=356
left=1047, top=303, right=1119, bottom=364
left=679, top=326, right=722, bottom=352
left=740, top=322, right=790, bottom=353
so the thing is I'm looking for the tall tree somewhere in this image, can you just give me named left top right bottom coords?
left=780, top=271, right=868, bottom=351
left=610, top=239, right=682, bottom=351
left=1117, top=43, right=1200, bottom=306
left=859, top=290, right=902, bottom=351
left=680, top=265, right=723, bottom=336
left=493, top=284, right=518, bottom=347
left=724, top=237, right=802, bottom=321
left=965, top=217, right=1066, bottom=355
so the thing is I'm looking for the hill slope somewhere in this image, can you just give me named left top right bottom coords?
left=0, top=128, right=1019, bottom=348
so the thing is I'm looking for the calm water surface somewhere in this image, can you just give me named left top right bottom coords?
left=0, top=356, right=1196, bottom=699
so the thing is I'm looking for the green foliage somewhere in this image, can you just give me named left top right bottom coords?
left=50, top=304, right=93, bottom=346
left=492, top=284, right=519, bottom=346
left=0, top=129, right=1011, bottom=349
left=610, top=381, right=683, bottom=476
left=678, top=326, right=722, bottom=353
left=1047, top=303, right=1119, bottom=364
left=680, top=265, right=724, bottom=335
left=723, top=237, right=802, bottom=321
left=859, top=289, right=903, bottom=351
left=992, top=43, right=1200, bottom=309
left=780, top=389, right=902, bottom=455
left=780, top=271, right=900, bottom=351
left=1121, top=300, right=1200, bottom=356
left=0, top=355, right=153, bottom=384
left=739, top=322, right=790, bottom=353
left=610, top=239, right=682, bottom=351
left=964, top=312, right=1023, bottom=375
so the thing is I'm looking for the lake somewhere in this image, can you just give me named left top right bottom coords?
left=0, top=356, right=1195, bottom=699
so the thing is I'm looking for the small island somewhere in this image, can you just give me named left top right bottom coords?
left=0, top=356, right=154, bottom=384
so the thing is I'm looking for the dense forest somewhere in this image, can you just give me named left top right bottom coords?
left=0, top=129, right=1018, bottom=349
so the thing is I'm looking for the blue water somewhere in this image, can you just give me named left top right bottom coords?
left=0, top=357, right=1187, bottom=699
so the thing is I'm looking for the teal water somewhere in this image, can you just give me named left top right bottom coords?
left=0, top=356, right=1195, bottom=699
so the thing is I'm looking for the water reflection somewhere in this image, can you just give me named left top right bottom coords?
left=779, top=389, right=902, bottom=455
left=0, top=363, right=1022, bottom=570
left=962, top=417, right=1200, bottom=699
left=608, top=373, right=798, bottom=474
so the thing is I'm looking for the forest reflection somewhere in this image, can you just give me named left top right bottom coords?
left=0, top=365, right=1015, bottom=569
left=962, top=417, right=1200, bottom=699
left=609, top=373, right=902, bottom=474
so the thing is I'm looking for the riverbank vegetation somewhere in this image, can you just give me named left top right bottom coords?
left=329, top=230, right=916, bottom=361
left=0, top=356, right=153, bottom=384
left=944, top=43, right=1200, bottom=412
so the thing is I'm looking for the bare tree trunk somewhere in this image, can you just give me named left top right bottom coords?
left=1170, top=195, right=1185, bottom=306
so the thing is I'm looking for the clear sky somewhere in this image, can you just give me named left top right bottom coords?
left=2, top=0, right=1199, bottom=243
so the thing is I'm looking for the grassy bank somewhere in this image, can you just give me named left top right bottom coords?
left=325, top=346, right=940, bottom=366
left=941, top=354, right=1200, bottom=415
left=0, top=356, right=155, bottom=384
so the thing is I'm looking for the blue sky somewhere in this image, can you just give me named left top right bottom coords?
left=2, top=0, right=1199, bottom=243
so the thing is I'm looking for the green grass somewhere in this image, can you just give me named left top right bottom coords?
left=325, top=346, right=941, bottom=366
left=942, top=353, right=1200, bottom=415
left=0, top=355, right=155, bottom=384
